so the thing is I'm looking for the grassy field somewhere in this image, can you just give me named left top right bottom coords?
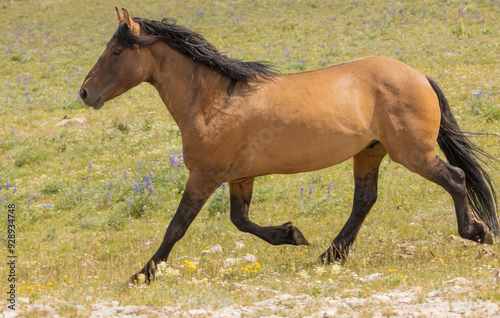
left=1, top=0, right=500, bottom=316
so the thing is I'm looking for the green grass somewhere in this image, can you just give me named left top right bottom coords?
left=1, top=0, right=499, bottom=315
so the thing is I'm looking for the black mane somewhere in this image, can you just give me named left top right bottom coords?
left=113, top=17, right=278, bottom=83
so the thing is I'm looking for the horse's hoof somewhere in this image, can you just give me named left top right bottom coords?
left=282, top=222, right=309, bottom=245
left=290, top=225, right=309, bottom=245
left=481, top=232, right=494, bottom=245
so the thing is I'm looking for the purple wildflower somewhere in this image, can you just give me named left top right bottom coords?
left=42, top=203, right=53, bottom=208
left=13, top=184, right=17, bottom=194
left=178, top=151, right=183, bottom=165
left=138, top=161, right=142, bottom=170
left=88, top=161, right=93, bottom=171
left=6, top=181, right=10, bottom=191
left=132, top=183, right=139, bottom=195
left=148, top=185, right=155, bottom=196
left=106, top=190, right=111, bottom=201
left=300, top=186, right=305, bottom=199
left=221, top=183, right=227, bottom=195
left=127, top=198, right=131, bottom=208
left=169, top=152, right=177, bottom=167
left=109, top=181, right=114, bottom=188
left=11, top=125, right=14, bottom=136
left=309, top=184, right=314, bottom=199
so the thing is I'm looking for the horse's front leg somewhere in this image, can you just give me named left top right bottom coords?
left=230, top=177, right=309, bottom=245
left=130, top=172, right=220, bottom=283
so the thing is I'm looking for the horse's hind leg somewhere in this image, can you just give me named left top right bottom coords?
left=319, top=143, right=387, bottom=264
left=230, top=177, right=309, bottom=245
left=392, top=151, right=493, bottom=244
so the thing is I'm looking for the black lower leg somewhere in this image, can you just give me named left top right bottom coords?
left=319, top=149, right=384, bottom=264
left=230, top=178, right=309, bottom=246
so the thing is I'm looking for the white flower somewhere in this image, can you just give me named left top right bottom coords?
left=155, top=261, right=180, bottom=278
left=298, top=270, right=310, bottom=280
left=315, top=266, right=327, bottom=275
left=330, top=264, right=341, bottom=275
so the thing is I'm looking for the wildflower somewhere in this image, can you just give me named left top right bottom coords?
left=253, top=262, right=261, bottom=268
left=106, top=190, right=111, bottom=201
left=298, top=270, right=310, bottom=280
left=11, top=125, right=14, bottom=136
left=132, top=183, right=139, bottom=195
left=138, top=161, right=142, bottom=170
left=0, top=184, right=2, bottom=191
left=178, top=151, right=183, bottom=165
left=137, top=273, right=146, bottom=284
left=42, top=204, right=53, bottom=208
left=123, top=170, right=127, bottom=179
left=109, top=181, right=114, bottom=188
left=156, top=262, right=180, bottom=278
left=300, top=186, right=305, bottom=199
left=221, top=182, right=227, bottom=194
left=148, top=185, right=155, bottom=196
left=315, top=266, right=327, bottom=275
left=327, top=182, right=333, bottom=198
left=330, top=264, right=341, bottom=275
left=126, top=198, right=131, bottom=208
left=169, top=152, right=176, bottom=167
left=88, top=161, right=93, bottom=171
left=309, top=184, right=314, bottom=199
left=183, top=259, right=197, bottom=270
left=6, top=181, right=10, bottom=191
left=13, top=184, right=17, bottom=194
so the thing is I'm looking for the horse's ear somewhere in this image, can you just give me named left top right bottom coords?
left=121, top=8, right=141, bottom=35
left=115, top=7, right=124, bottom=25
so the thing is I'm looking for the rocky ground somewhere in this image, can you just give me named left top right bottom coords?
left=2, top=276, right=500, bottom=318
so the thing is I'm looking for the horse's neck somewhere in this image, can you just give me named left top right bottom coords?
left=148, top=42, right=228, bottom=131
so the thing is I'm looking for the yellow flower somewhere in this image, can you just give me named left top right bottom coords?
left=47, top=283, right=53, bottom=286
left=253, top=262, right=261, bottom=268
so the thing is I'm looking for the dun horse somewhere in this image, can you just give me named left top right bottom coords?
left=80, top=8, right=498, bottom=282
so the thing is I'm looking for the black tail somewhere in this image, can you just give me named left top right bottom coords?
left=427, top=76, right=499, bottom=236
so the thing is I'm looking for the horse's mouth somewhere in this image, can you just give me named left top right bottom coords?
left=91, top=97, right=104, bottom=110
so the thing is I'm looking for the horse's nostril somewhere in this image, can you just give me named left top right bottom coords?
left=79, top=88, right=88, bottom=100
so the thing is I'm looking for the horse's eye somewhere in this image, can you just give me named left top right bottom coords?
left=113, top=49, right=122, bottom=56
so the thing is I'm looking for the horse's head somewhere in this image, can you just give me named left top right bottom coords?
left=80, top=8, right=151, bottom=110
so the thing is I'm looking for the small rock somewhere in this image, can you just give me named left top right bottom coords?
left=359, top=273, right=384, bottom=282
left=371, top=294, right=391, bottom=303
left=444, top=277, right=470, bottom=285
left=426, top=290, right=442, bottom=298
left=344, top=298, right=364, bottom=308
left=235, top=241, right=245, bottom=249
left=202, top=244, right=222, bottom=254
left=243, top=254, right=257, bottom=263
left=322, top=308, right=338, bottom=317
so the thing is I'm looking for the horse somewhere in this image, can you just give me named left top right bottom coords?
left=80, top=8, right=498, bottom=283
